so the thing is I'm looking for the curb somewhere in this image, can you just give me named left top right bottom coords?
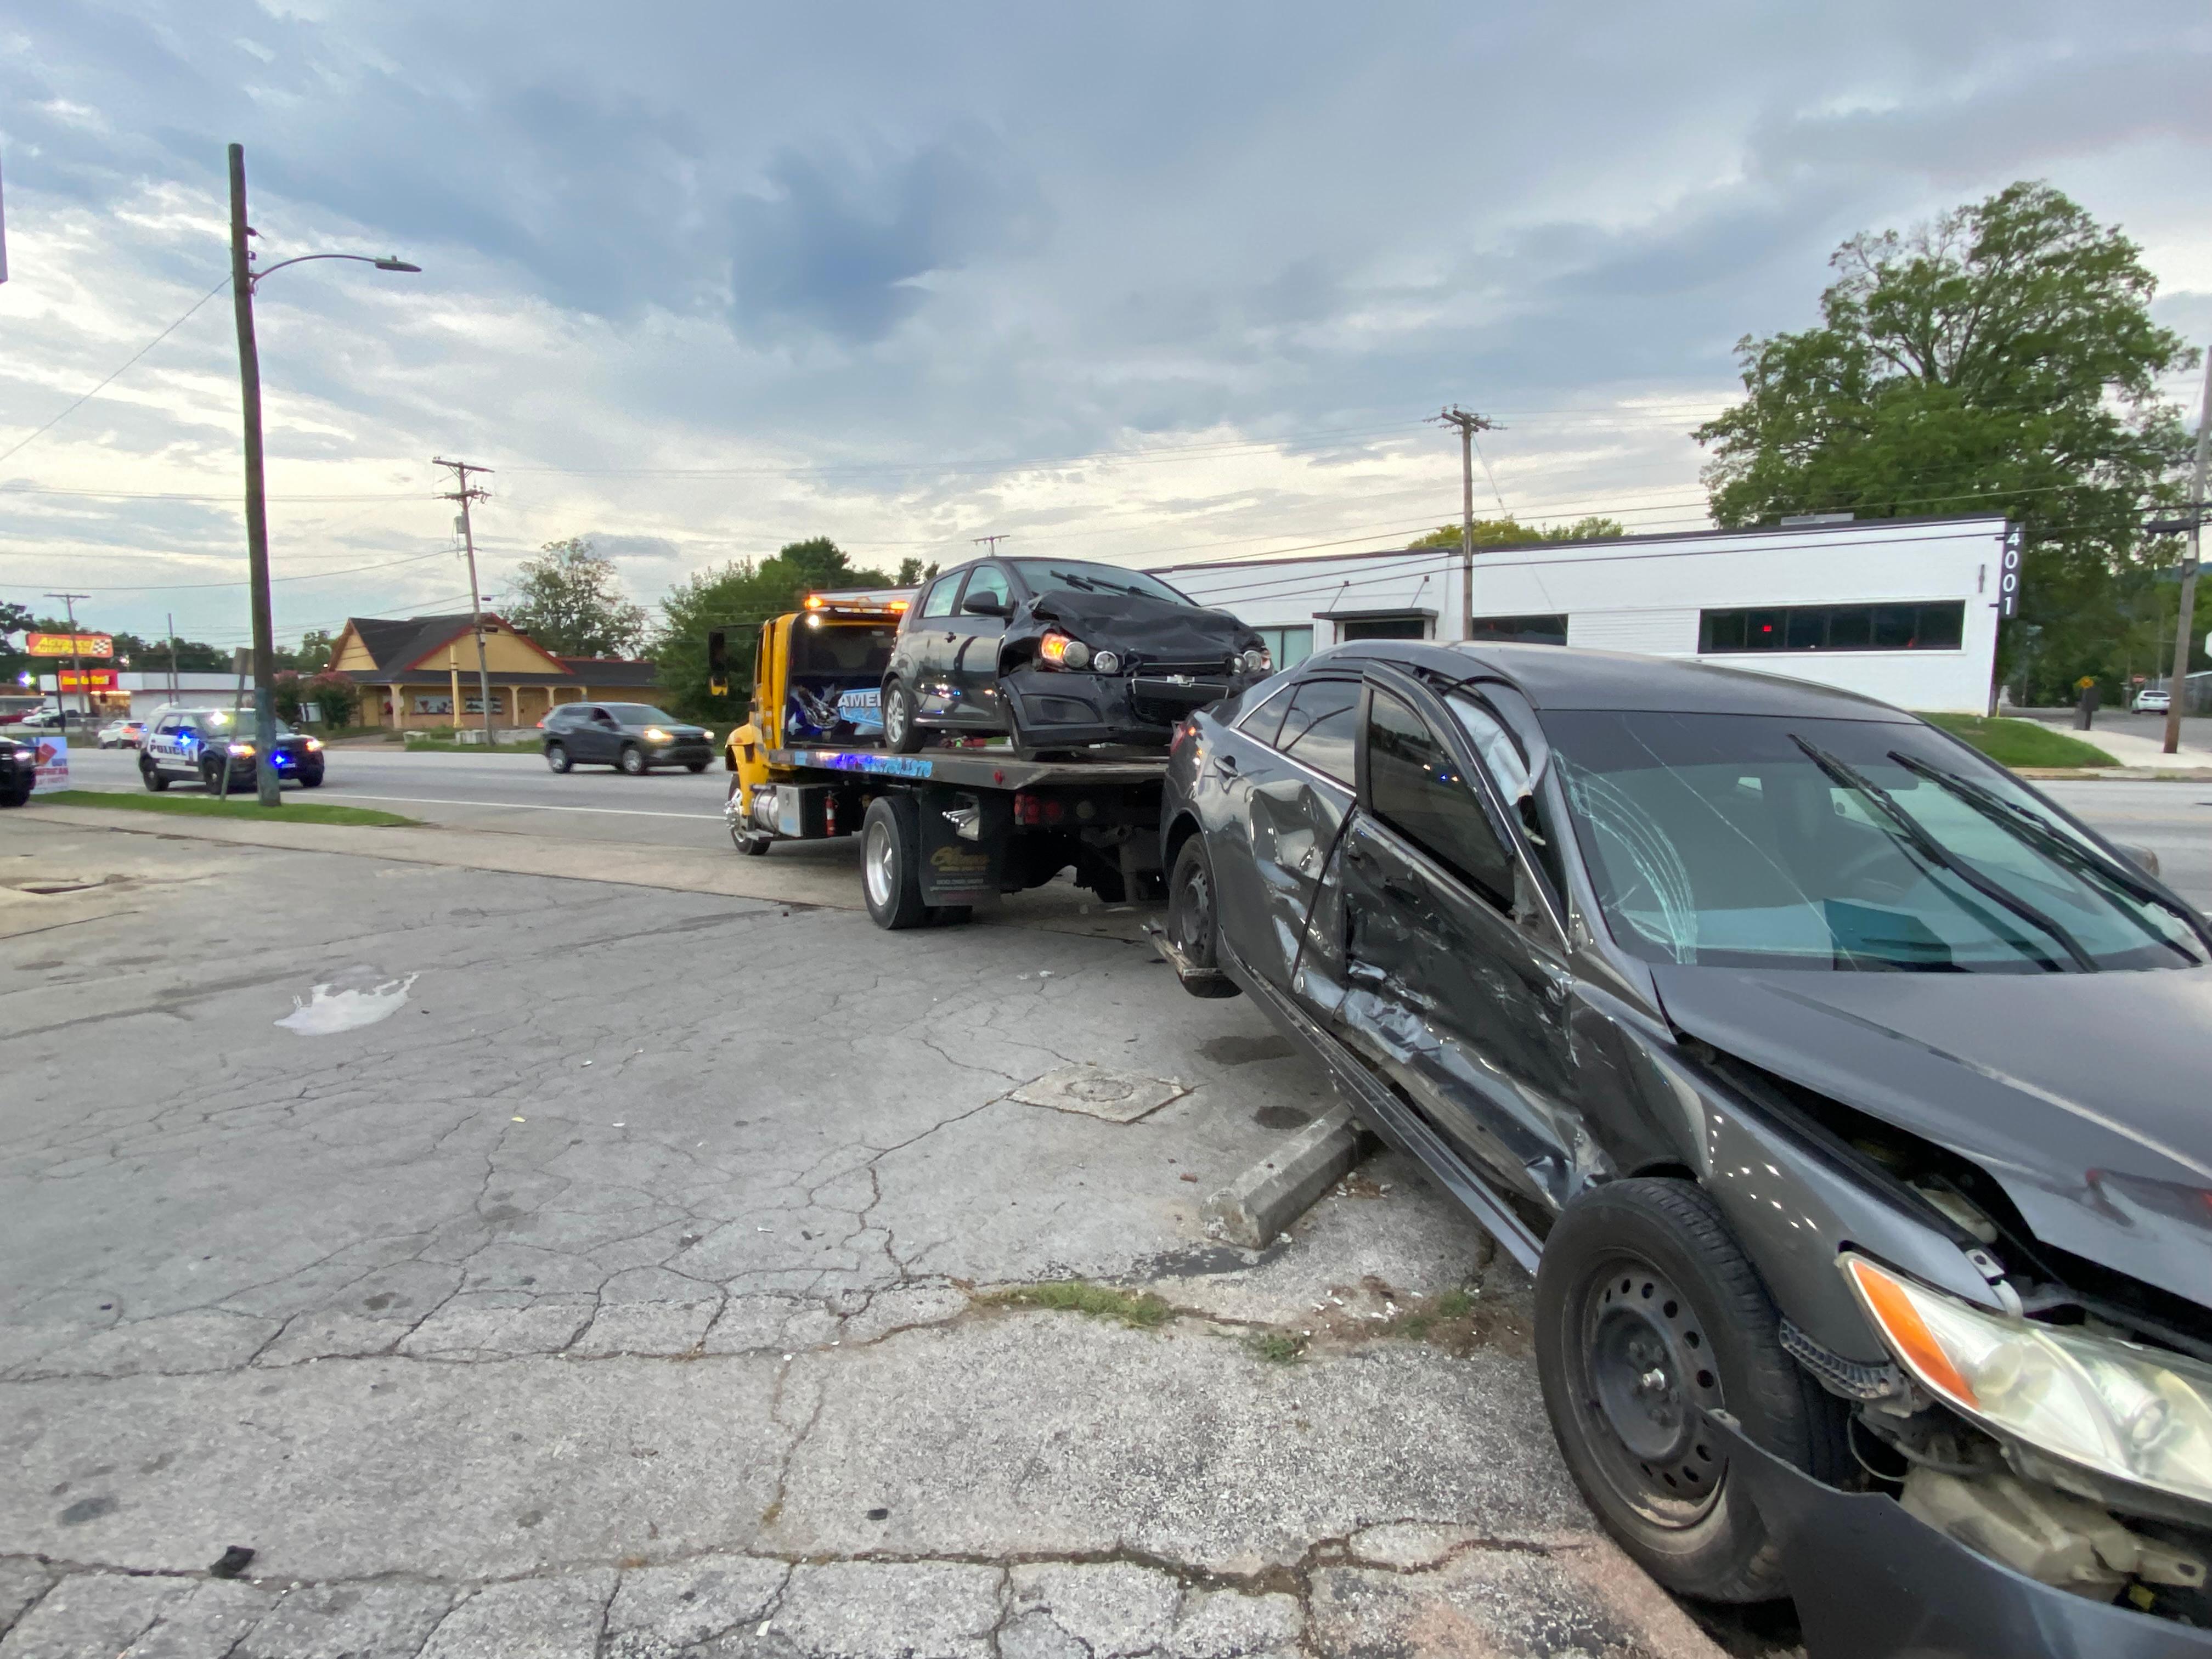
left=1203, top=1103, right=1376, bottom=1248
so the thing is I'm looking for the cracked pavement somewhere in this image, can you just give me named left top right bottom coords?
left=1, top=820, right=1723, bottom=1657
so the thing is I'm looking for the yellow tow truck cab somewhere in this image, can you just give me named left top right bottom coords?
left=725, top=590, right=910, bottom=850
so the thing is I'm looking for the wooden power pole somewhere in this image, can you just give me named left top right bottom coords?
left=1432, top=407, right=1499, bottom=642
left=2163, top=351, right=2212, bottom=755
left=433, top=458, right=496, bottom=744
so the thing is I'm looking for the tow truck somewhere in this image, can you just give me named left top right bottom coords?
left=719, top=590, right=1173, bottom=929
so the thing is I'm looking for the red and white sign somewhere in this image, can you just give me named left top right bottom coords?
left=31, top=735, right=69, bottom=794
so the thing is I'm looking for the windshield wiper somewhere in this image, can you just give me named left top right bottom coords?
left=1791, top=736, right=2095, bottom=972
left=1887, top=750, right=2205, bottom=964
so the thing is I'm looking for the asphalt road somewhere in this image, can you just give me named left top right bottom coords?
left=57, top=743, right=2212, bottom=910
left=60, top=743, right=741, bottom=850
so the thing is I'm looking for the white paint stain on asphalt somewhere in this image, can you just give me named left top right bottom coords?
left=278, top=972, right=421, bottom=1035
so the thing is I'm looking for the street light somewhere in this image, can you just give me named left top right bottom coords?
left=227, top=141, right=420, bottom=807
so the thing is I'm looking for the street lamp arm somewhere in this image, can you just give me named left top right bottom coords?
left=250, top=252, right=422, bottom=289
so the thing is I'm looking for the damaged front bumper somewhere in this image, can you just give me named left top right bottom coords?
left=1004, top=665, right=1253, bottom=747
left=1714, top=1415, right=2212, bottom=1657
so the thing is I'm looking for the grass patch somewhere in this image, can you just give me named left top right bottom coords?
left=1246, top=1330, right=1305, bottom=1364
left=1917, top=713, right=2115, bottom=770
left=978, top=1280, right=1171, bottom=1328
left=1433, top=1287, right=1473, bottom=1319
left=33, top=790, right=416, bottom=827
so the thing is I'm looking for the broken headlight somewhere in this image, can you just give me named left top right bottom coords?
left=1240, top=647, right=1270, bottom=673
left=1038, top=631, right=1093, bottom=670
left=1844, top=1254, right=2212, bottom=1508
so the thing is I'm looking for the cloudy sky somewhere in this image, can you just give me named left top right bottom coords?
left=3, top=1, right=2209, bottom=651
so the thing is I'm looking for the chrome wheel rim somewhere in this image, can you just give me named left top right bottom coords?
left=884, top=687, right=907, bottom=745
left=864, top=820, right=896, bottom=907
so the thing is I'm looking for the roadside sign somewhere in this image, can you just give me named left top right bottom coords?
left=55, top=669, right=117, bottom=690
left=30, top=735, right=69, bottom=793
left=27, top=632, right=112, bottom=658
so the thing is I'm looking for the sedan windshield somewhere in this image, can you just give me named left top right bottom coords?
left=1008, top=559, right=1193, bottom=606
left=1546, top=710, right=2204, bottom=973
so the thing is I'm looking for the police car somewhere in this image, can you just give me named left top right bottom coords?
left=139, top=708, right=326, bottom=793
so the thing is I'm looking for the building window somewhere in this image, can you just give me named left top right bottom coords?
left=1254, top=625, right=1313, bottom=668
left=413, top=695, right=453, bottom=715
left=1699, top=602, right=1966, bottom=654
left=1338, top=614, right=1430, bottom=642
left=1465, top=613, right=1568, bottom=647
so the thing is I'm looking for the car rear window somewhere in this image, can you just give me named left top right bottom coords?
left=1274, top=679, right=1360, bottom=783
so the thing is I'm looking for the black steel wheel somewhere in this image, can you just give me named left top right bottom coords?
left=545, top=742, right=572, bottom=774
left=618, top=743, right=647, bottom=776
left=299, top=766, right=325, bottom=789
left=1535, top=1178, right=1848, bottom=1605
left=882, top=679, right=923, bottom=754
left=860, top=794, right=930, bottom=929
left=1167, top=836, right=1239, bottom=997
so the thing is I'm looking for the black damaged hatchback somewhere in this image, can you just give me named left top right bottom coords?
left=1158, top=639, right=2212, bottom=1658
left=880, top=555, right=1269, bottom=758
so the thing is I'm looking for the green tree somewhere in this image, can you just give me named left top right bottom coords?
left=653, top=538, right=899, bottom=720
left=1408, top=516, right=1624, bottom=549
left=295, top=629, right=335, bottom=673
left=1693, top=182, right=2200, bottom=703
left=506, top=538, right=651, bottom=658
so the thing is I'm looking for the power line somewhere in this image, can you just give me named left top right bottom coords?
left=0, top=276, right=233, bottom=467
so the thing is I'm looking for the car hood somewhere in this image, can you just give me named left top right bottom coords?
left=1650, top=964, right=2212, bottom=1307
left=1019, top=589, right=1260, bottom=667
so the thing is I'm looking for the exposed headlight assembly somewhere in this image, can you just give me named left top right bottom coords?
left=1240, top=647, right=1270, bottom=673
left=1845, top=1254, right=2212, bottom=1507
left=1037, top=631, right=1092, bottom=670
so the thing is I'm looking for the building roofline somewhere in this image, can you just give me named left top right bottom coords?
left=1149, top=511, right=2012, bottom=577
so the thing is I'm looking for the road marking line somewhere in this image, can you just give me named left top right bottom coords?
left=317, top=792, right=725, bottom=822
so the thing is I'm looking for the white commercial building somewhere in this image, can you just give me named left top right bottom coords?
left=1153, top=514, right=2011, bottom=714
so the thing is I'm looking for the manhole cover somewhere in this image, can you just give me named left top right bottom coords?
left=1010, top=1065, right=1188, bottom=1124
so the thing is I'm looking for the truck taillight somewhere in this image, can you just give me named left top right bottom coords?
left=1012, top=793, right=1066, bottom=827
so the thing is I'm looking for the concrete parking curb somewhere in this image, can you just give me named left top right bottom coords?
left=1203, top=1102, right=1376, bottom=1248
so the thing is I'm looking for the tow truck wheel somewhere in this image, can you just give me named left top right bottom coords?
left=882, top=679, right=923, bottom=754
left=733, top=827, right=772, bottom=856
left=1536, top=1178, right=1849, bottom=1604
left=860, top=794, right=931, bottom=929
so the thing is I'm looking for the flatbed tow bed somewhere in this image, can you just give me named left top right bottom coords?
left=729, top=743, right=1172, bottom=929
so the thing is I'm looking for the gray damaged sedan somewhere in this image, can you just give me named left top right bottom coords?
left=1156, top=640, right=2212, bottom=1657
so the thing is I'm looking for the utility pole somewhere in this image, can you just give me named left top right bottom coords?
left=433, top=457, right=496, bottom=744
left=167, top=612, right=178, bottom=701
left=2163, top=351, right=2212, bottom=755
left=224, top=143, right=286, bottom=806
left=1431, top=407, right=1499, bottom=642
left=46, top=592, right=89, bottom=718
left=973, top=534, right=1009, bottom=555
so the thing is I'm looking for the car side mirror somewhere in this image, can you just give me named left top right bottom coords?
left=962, top=594, right=1012, bottom=618
left=2113, top=841, right=2162, bottom=879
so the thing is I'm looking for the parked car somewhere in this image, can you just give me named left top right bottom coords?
left=139, top=708, right=325, bottom=792
left=1157, top=640, right=2212, bottom=1656
left=15, top=707, right=100, bottom=731
left=0, top=733, right=37, bottom=805
left=540, top=702, right=714, bottom=775
left=98, top=718, right=148, bottom=749
left=2135, top=687, right=2172, bottom=714
left=879, top=555, right=1270, bottom=759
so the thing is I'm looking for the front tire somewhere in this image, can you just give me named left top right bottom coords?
left=860, top=794, right=931, bottom=929
left=299, top=767, right=324, bottom=789
left=545, top=742, right=572, bottom=774
left=618, top=743, right=647, bottom=776
left=142, top=762, right=170, bottom=793
left=686, top=760, right=708, bottom=773
left=1534, top=1178, right=1848, bottom=1604
left=882, top=679, right=923, bottom=754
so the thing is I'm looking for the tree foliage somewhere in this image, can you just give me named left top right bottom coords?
left=506, top=538, right=651, bottom=659
left=1408, top=516, right=1624, bottom=549
left=653, top=538, right=904, bottom=720
left=1693, top=182, right=2202, bottom=702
